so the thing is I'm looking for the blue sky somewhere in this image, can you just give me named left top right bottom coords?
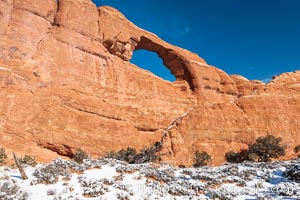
left=94, top=0, right=300, bottom=82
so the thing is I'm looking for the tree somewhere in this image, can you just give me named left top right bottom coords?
left=247, top=135, right=285, bottom=162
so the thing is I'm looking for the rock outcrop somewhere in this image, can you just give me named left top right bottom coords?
left=0, top=0, right=299, bottom=165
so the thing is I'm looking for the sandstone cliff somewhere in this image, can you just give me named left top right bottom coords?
left=0, top=0, right=299, bottom=165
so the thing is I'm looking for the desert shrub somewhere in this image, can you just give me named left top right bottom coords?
left=269, top=182, right=299, bottom=196
left=104, top=151, right=118, bottom=159
left=294, top=145, right=300, bottom=153
left=0, top=147, right=7, bottom=165
left=225, top=150, right=248, bottom=163
left=32, top=164, right=71, bottom=184
left=225, top=151, right=238, bottom=163
left=167, top=181, right=195, bottom=196
left=285, top=164, right=300, bottom=183
left=47, top=188, right=56, bottom=196
left=105, top=142, right=162, bottom=164
left=225, top=135, right=285, bottom=163
left=116, top=164, right=143, bottom=174
left=132, top=141, right=162, bottom=164
left=116, top=192, right=130, bottom=200
left=78, top=176, right=109, bottom=197
left=247, top=135, right=285, bottom=162
left=193, top=151, right=211, bottom=167
left=72, top=148, right=88, bottom=163
left=105, top=147, right=137, bottom=163
left=140, top=166, right=175, bottom=182
left=20, top=155, right=37, bottom=167
left=0, top=180, right=29, bottom=200
left=116, top=147, right=137, bottom=163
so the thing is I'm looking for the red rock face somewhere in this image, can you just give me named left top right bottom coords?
left=0, top=0, right=299, bottom=165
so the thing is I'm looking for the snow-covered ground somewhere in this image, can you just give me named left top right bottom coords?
left=0, top=158, right=299, bottom=200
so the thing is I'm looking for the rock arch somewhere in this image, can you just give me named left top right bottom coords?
left=134, top=36, right=196, bottom=91
left=98, top=6, right=203, bottom=92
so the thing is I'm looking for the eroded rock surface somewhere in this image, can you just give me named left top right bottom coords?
left=0, top=0, right=299, bottom=165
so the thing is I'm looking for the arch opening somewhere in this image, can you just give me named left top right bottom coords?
left=132, top=36, right=196, bottom=91
left=130, top=49, right=176, bottom=82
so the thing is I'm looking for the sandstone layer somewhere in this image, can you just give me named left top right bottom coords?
left=0, top=0, right=299, bottom=165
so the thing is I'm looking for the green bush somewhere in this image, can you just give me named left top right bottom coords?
left=193, top=151, right=211, bottom=167
left=0, top=147, right=7, bottom=165
left=20, top=155, right=37, bottom=167
left=294, top=145, right=300, bottom=153
left=225, top=150, right=248, bottom=163
left=248, top=135, right=285, bottom=162
left=72, top=148, right=88, bottom=163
